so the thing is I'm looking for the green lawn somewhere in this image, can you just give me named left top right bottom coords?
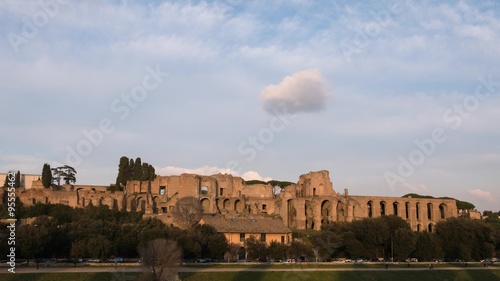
left=179, top=270, right=500, bottom=281
left=1, top=268, right=499, bottom=281
left=0, top=272, right=145, bottom=281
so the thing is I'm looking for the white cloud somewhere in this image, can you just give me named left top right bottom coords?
left=260, top=69, right=330, bottom=114
left=156, top=165, right=272, bottom=182
left=241, top=171, right=272, bottom=182
left=467, top=189, right=495, bottom=202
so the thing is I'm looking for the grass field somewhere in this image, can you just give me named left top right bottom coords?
left=1, top=265, right=499, bottom=281
left=0, top=272, right=145, bottom=281
left=179, top=270, right=500, bottom=281
left=1, top=270, right=499, bottom=281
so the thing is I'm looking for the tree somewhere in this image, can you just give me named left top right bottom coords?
left=42, top=163, right=52, bottom=188
left=133, top=157, right=143, bottom=181
left=313, top=223, right=344, bottom=260
left=14, top=171, right=21, bottom=188
left=129, top=158, right=135, bottom=180
left=287, top=239, right=314, bottom=260
left=115, top=156, right=130, bottom=190
left=392, top=228, right=416, bottom=261
left=414, top=232, right=442, bottom=261
left=436, top=217, right=495, bottom=261
left=172, top=197, right=203, bottom=229
left=267, top=241, right=288, bottom=261
left=52, top=165, right=77, bottom=185
left=225, top=243, right=241, bottom=262
left=60, top=165, right=77, bottom=184
left=139, top=238, right=181, bottom=281
left=245, top=235, right=267, bottom=260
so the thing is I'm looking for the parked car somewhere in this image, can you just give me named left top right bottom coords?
left=109, top=257, right=124, bottom=263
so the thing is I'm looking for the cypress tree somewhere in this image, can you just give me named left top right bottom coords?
left=148, top=164, right=156, bottom=181
left=115, top=156, right=130, bottom=190
left=42, top=163, right=52, bottom=188
left=14, top=171, right=21, bottom=188
left=129, top=158, right=135, bottom=181
left=141, top=162, right=149, bottom=181
left=133, top=157, right=142, bottom=181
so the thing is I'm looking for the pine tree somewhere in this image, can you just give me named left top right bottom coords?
left=42, top=163, right=52, bottom=188
left=133, top=157, right=143, bottom=181
left=14, top=171, right=21, bottom=188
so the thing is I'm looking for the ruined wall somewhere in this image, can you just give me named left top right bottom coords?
left=6, top=170, right=459, bottom=232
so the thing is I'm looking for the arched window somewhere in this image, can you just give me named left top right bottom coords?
left=405, top=202, right=410, bottom=219
left=427, top=203, right=433, bottom=220
left=367, top=201, right=373, bottom=218
left=393, top=202, right=399, bottom=217
left=380, top=201, right=386, bottom=216
left=439, top=204, right=446, bottom=219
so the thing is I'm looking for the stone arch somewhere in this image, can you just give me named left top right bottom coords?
left=427, top=203, right=433, bottom=220
left=76, top=188, right=85, bottom=205
left=223, top=199, right=231, bottom=210
left=136, top=197, right=147, bottom=212
left=405, top=202, right=410, bottom=219
left=234, top=199, right=243, bottom=214
left=337, top=201, right=345, bottom=222
left=127, top=195, right=137, bottom=211
left=200, top=198, right=211, bottom=213
left=380, top=201, right=387, bottom=216
left=367, top=201, right=373, bottom=218
left=416, top=202, right=421, bottom=220
left=351, top=200, right=363, bottom=219
left=439, top=203, right=447, bottom=219
left=153, top=196, right=160, bottom=214
left=321, top=200, right=332, bottom=224
left=393, top=202, right=399, bottom=217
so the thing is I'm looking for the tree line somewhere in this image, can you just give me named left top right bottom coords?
left=0, top=201, right=226, bottom=262
left=0, top=199, right=498, bottom=263
left=114, top=156, right=156, bottom=191
left=307, top=215, right=499, bottom=262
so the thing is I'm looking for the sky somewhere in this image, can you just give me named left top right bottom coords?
left=1, top=0, right=499, bottom=212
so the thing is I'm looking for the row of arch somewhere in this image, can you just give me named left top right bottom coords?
left=367, top=201, right=448, bottom=220
left=287, top=199, right=450, bottom=230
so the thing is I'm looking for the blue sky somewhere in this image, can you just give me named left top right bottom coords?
left=1, top=0, right=499, bottom=211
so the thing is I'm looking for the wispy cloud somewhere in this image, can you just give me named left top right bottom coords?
left=467, top=189, right=495, bottom=202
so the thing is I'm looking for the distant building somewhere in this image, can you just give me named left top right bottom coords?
left=200, top=215, right=292, bottom=246
left=0, top=173, right=40, bottom=189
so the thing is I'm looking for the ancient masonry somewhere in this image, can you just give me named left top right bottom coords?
left=9, top=170, right=457, bottom=232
